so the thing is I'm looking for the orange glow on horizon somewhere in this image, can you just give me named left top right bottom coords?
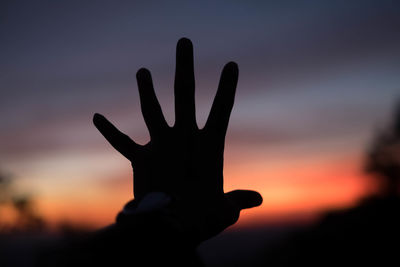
left=26, top=150, right=373, bottom=230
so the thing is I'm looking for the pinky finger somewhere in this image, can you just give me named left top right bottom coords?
left=93, top=113, right=140, bottom=160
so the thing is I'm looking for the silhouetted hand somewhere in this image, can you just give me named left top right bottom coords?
left=93, top=38, right=262, bottom=243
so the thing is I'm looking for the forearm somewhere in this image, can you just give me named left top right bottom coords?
left=39, top=209, right=201, bottom=266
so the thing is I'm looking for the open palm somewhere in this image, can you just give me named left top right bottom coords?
left=93, top=38, right=262, bottom=239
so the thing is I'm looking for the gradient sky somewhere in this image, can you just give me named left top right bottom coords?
left=1, top=0, right=400, bottom=229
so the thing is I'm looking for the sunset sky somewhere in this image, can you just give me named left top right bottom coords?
left=1, top=0, right=400, bottom=229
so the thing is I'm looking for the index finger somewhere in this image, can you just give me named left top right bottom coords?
left=204, top=62, right=238, bottom=138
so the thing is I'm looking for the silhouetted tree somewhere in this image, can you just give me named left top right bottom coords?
left=0, top=170, right=45, bottom=232
left=12, top=195, right=45, bottom=231
left=366, top=101, right=400, bottom=197
left=0, top=172, right=11, bottom=204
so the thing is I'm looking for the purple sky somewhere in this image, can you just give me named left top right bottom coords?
left=1, top=0, right=400, bottom=226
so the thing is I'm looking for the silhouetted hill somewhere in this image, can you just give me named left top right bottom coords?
left=262, top=196, right=400, bottom=266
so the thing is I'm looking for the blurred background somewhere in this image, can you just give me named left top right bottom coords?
left=1, top=0, right=399, bottom=266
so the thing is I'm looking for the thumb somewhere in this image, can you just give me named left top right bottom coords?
left=225, top=190, right=263, bottom=210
